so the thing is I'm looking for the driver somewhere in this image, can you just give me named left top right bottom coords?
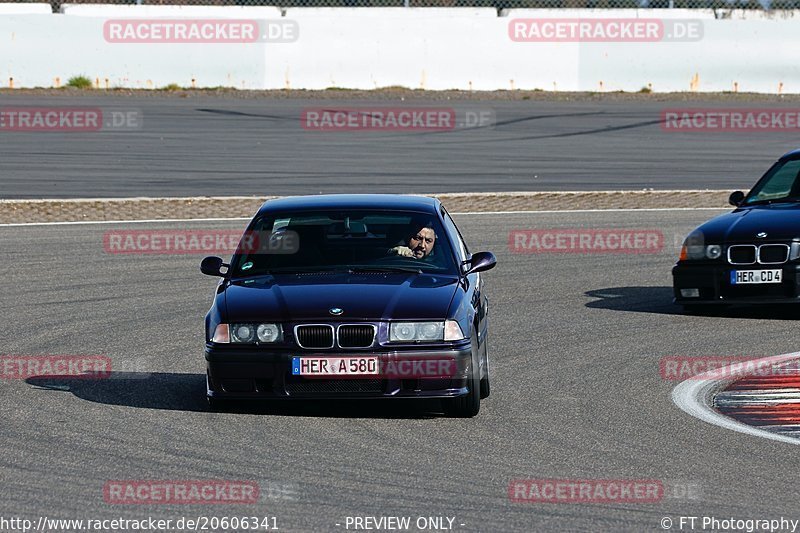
left=387, top=222, right=436, bottom=260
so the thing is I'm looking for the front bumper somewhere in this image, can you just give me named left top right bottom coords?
left=673, top=262, right=800, bottom=304
left=205, top=344, right=473, bottom=400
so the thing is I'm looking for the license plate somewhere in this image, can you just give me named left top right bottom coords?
left=291, top=356, right=379, bottom=376
left=730, top=269, right=783, bottom=285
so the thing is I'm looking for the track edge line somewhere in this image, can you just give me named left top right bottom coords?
left=672, top=351, right=800, bottom=446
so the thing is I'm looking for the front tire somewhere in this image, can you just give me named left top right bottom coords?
left=480, top=336, right=490, bottom=399
left=444, top=337, right=481, bottom=418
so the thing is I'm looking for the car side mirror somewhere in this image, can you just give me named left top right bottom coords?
left=464, top=251, right=497, bottom=275
left=201, top=256, right=228, bottom=277
left=729, top=191, right=745, bottom=206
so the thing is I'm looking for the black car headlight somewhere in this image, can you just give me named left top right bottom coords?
left=679, top=230, right=722, bottom=261
left=680, top=244, right=722, bottom=261
left=211, top=323, right=283, bottom=344
left=389, top=321, right=464, bottom=342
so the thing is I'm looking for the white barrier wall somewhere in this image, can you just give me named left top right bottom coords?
left=1, top=6, right=800, bottom=92
left=59, top=4, right=283, bottom=17
left=0, top=3, right=50, bottom=14
left=1, top=14, right=267, bottom=89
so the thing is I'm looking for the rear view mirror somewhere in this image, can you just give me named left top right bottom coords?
left=729, top=191, right=745, bottom=206
left=464, top=251, right=497, bottom=275
left=201, top=256, right=228, bottom=277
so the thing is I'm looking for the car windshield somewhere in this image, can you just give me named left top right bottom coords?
left=744, top=158, right=800, bottom=205
left=231, top=209, right=458, bottom=277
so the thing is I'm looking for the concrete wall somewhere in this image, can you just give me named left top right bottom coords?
left=0, top=5, right=798, bottom=92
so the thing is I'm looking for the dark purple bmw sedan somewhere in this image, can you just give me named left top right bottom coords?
left=200, top=194, right=496, bottom=417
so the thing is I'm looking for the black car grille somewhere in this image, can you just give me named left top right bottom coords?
left=338, top=325, right=375, bottom=348
left=759, top=244, right=790, bottom=264
left=728, top=244, right=790, bottom=265
left=295, top=325, right=334, bottom=349
left=728, top=245, right=756, bottom=265
left=286, top=379, right=383, bottom=394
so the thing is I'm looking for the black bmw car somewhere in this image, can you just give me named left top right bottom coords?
left=674, top=149, right=800, bottom=309
left=200, top=194, right=496, bottom=417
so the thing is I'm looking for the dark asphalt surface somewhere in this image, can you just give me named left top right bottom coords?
left=3, top=210, right=800, bottom=532
left=1, top=94, right=799, bottom=198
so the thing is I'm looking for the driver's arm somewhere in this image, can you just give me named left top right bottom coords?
left=387, top=245, right=414, bottom=257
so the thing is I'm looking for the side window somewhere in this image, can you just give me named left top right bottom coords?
left=441, top=207, right=469, bottom=262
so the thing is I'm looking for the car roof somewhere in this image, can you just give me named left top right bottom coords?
left=780, top=148, right=800, bottom=160
left=256, top=194, right=441, bottom=215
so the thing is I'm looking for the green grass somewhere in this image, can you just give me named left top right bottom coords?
left=161, top=83, right=182, bottom=91
left=66, top=75, right=93, bottom=89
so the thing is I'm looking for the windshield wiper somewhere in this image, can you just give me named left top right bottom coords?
left=234, top=266, right=348, bottom=277
left=348, top=266, right=423, bottom=274
left=234, top=265, right=423, bottom=277
left=267, top=267, right=351, bottom=274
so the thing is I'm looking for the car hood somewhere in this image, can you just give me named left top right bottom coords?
left=222, top=272, right=460, bottom=322
left=693, top=204, right=800, bottom=243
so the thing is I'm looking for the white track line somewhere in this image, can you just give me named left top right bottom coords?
left=0, top=208, right=730, bottom=228
left=672, top=351, right=800, bottom=446
left=0, top=217, right=252, bottom=227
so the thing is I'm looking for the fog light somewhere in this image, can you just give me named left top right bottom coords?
left=680, top=288, right=700, bottom=298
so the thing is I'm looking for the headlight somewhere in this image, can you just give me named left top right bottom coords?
left=680, top=244, right=722, bottom=261
left=389, top=321, right=463, bottom=342
left=679, top=231, right=722, bottom=261
left=231, top=324, right=255, bottom=343
left=390, top=323, right=421, bottom=342
left=705, top=245, right=722, bottom=260
left=418, top=323, right=443, bottom=340
left=222, top=323, right=283, bottom=344
left=256, top=323, right=282, bottom=343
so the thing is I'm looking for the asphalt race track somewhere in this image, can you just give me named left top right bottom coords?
left=3, top=210, right=800, bottom=532
left=2, top=94, right=800, bottom=198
